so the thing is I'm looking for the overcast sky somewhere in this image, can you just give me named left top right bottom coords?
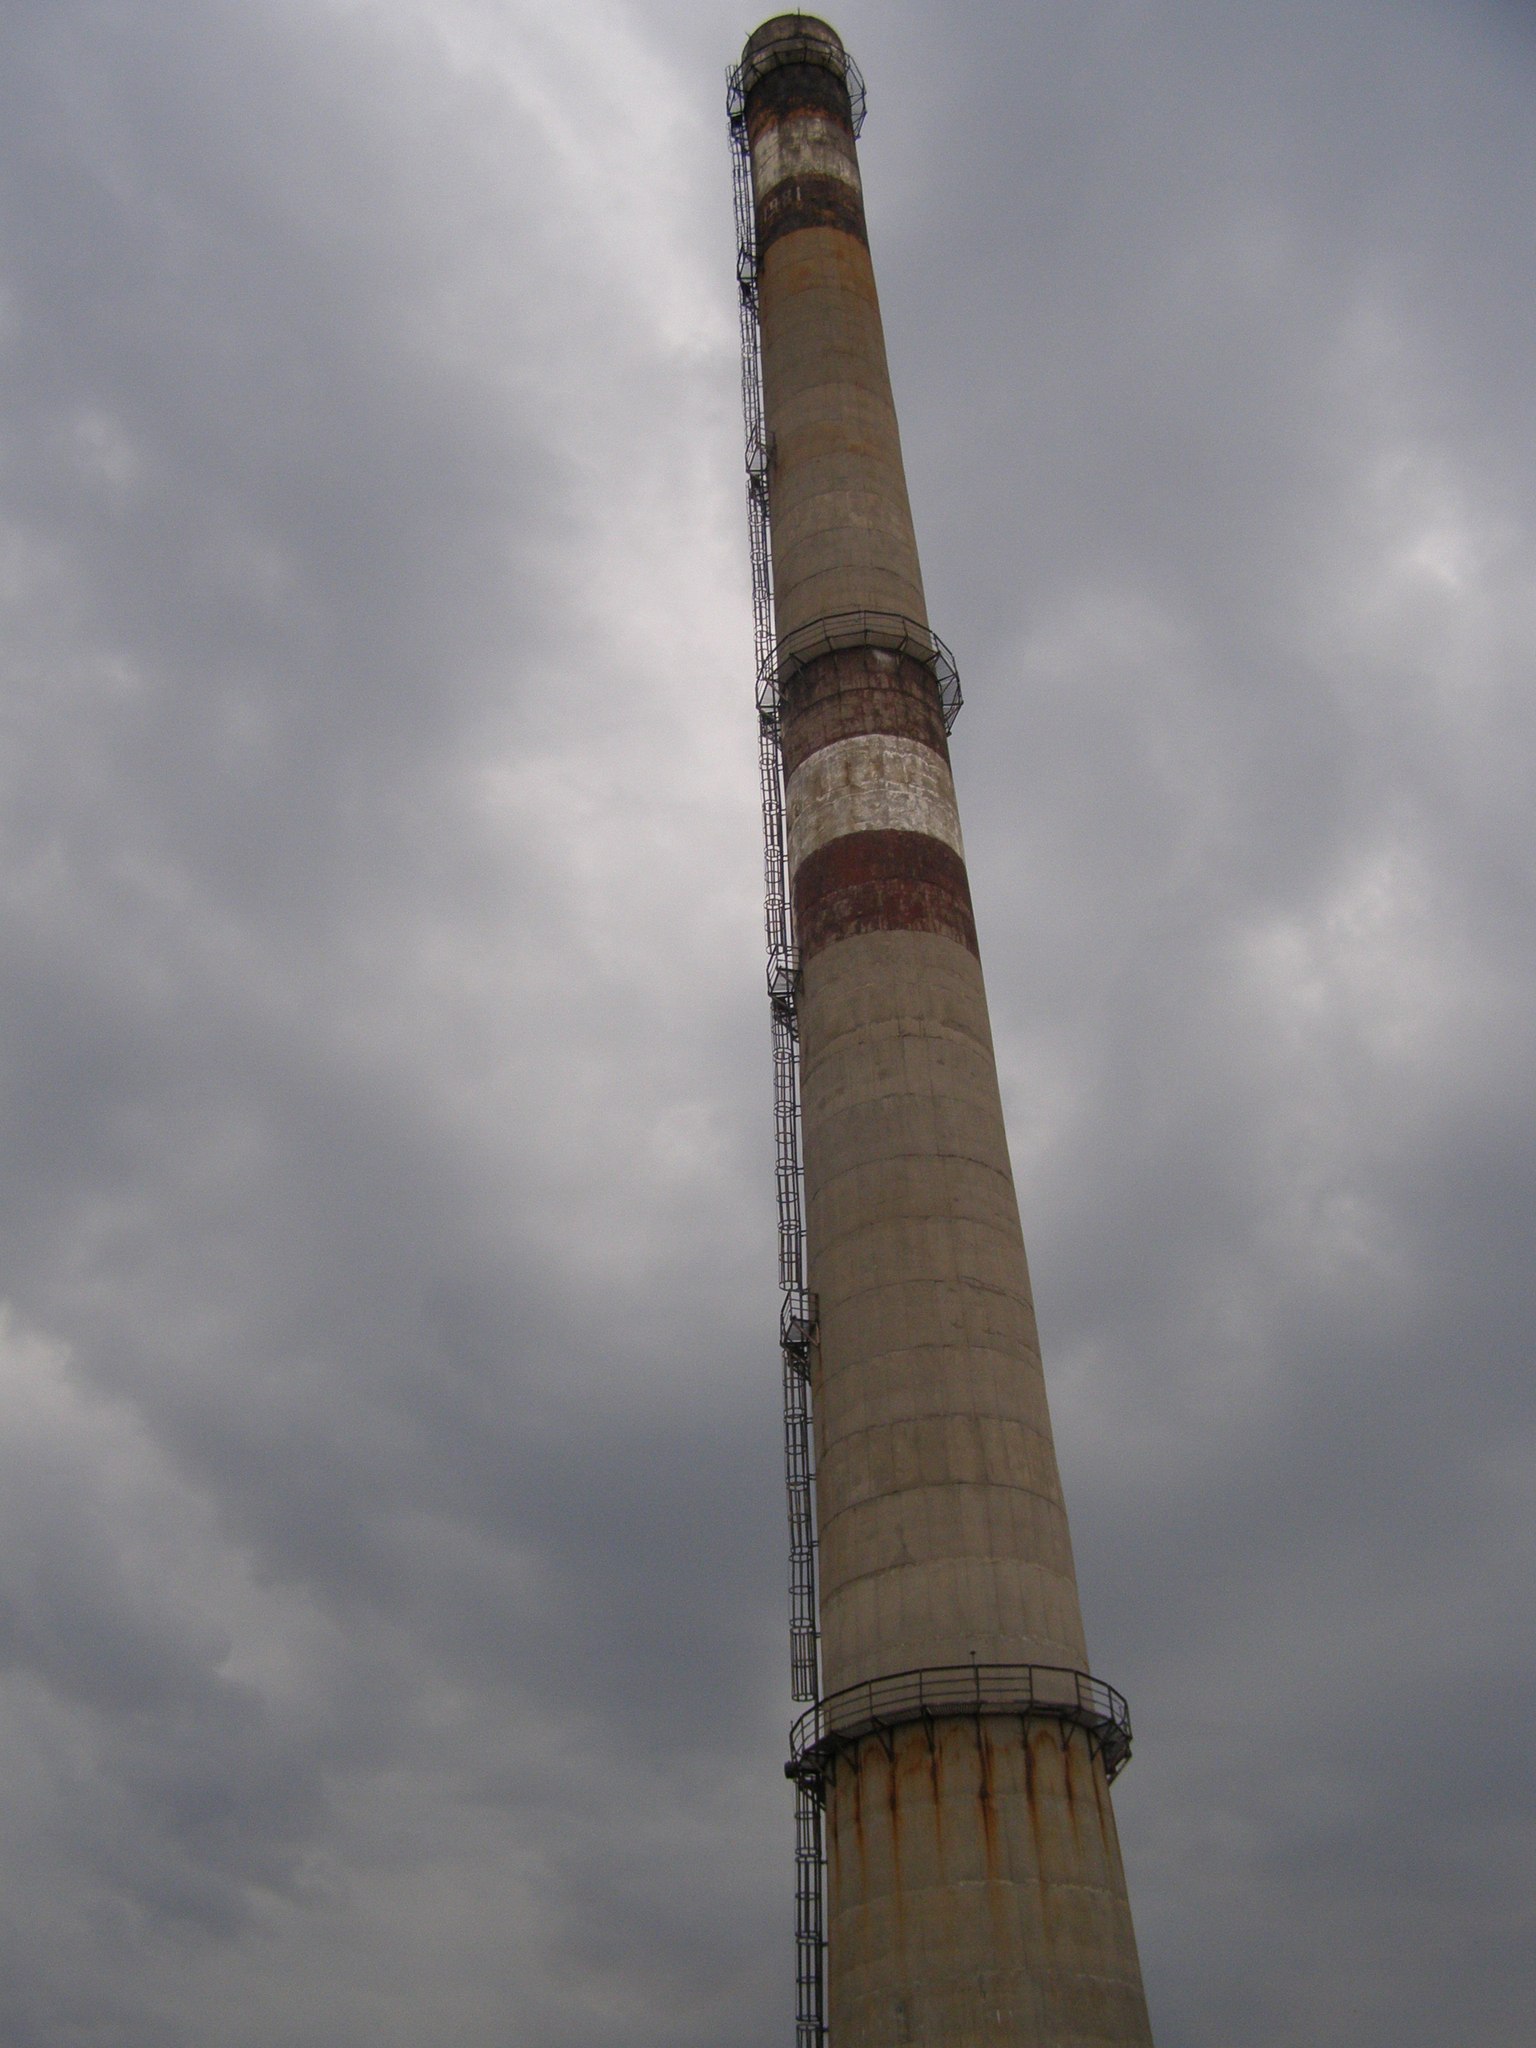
left=0, top=1, right=1532, bottom=2043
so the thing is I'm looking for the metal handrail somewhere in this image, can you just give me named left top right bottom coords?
left=788, top=1662, right=1134, bottom=1786
left=729, top=35, right=867, bottom=136
left=759, top=610, right=963, bottom=734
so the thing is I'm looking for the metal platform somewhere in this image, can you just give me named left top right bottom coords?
left=788, top=1662, right=1134, bottom=1791
left=759, top=609, right=963, bottom=733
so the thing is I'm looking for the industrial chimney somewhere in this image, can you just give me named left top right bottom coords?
left=729, top=16, right=1156, bottom=2046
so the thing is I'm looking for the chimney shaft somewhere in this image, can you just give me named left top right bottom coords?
left=738, top=17, right=1156, bottom=2045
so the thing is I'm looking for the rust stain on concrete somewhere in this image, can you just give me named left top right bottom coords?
left=1026, top=1723, right=1059, bottom=1943
left=886, top=1738, right=903, bottom=1866
left=974, top=1719, right=1000, bottom=1881
left=925, top=1720, right=950, bottom=1875
left=1022, top=1717, right=1042, bottom=1853
left=851, top=1745, right=867, bottom=1885
left=1089, top=1743, right=1111, bottom=1847
left=879, top=1737, right=908, bottom=1958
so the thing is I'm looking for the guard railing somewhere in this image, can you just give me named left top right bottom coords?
left=788, top=1661, right=1133, bottom=1788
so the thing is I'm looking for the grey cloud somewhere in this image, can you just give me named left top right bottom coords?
left=0, top=0, right=1530, bottom=2042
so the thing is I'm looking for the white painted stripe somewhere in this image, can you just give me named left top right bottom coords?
left=786, top=734, right=964, bottom=874
left=752, top=115, right=861, bottom=194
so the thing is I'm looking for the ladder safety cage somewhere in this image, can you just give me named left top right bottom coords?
left=729, top=65, right=826, bottom=2048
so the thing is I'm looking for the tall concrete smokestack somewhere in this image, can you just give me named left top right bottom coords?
left=731, top=17, right=1156, bottom=2045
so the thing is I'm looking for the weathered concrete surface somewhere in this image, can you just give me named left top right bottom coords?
left=786, top=733, right=965, bottom=871
left=743, top=15, right=1154, bottom=2043
left=797, top=925, right=1091, bottom=1695
left=825, top=1719, right=1150, bottom=2048
left=746, top=20, right=927, bottom=637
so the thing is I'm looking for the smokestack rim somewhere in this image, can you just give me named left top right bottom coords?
left=737, top=14, right=865, bottom=130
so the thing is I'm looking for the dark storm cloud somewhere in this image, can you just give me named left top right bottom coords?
left=0, top=0, right=1529, bottom=2043
left=847, top=5, right=1536, bottom=2042
left=0, top=0, right=787, bottom=2039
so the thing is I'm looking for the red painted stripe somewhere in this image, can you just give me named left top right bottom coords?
left=756, top=172, right=867, bottom=254
left=794, top=829, right=978, bottom=961
left=745, top=60, right=854, bottom=142
left=779, top=646, right=951, bottom=780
